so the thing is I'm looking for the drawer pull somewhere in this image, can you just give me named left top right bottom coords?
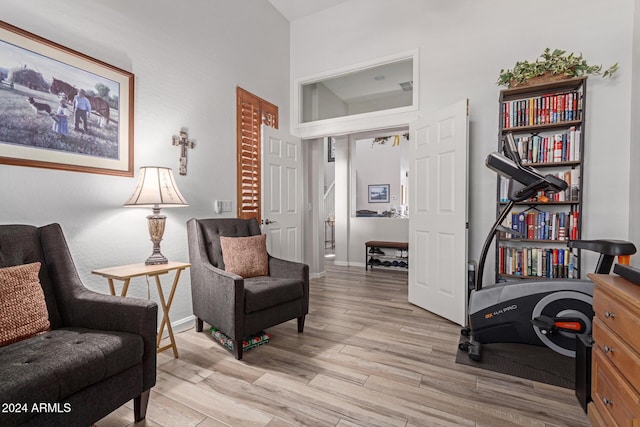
left=602, top=397, right=613, bottom=407
left=604, top=310, right=616, bottom=319
left=603, top=345, right=615, bottom=354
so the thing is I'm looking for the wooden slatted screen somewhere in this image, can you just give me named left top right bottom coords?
left=236, top=87, right=278, bottom=222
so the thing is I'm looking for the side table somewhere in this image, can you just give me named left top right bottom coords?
left=91, top=261, right=190, bottom=358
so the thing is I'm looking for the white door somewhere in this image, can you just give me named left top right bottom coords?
left=262, top=125, right=303, bottom=262
left=408, top=99, right=469, bottom=326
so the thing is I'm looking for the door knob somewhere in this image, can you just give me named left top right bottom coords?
left=264, top=219, right=277, bottom=225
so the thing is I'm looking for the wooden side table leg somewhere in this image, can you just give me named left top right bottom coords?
left=157, top=269, right=182, bottom=350
left=107, top=278, right=116, bottom=296
left=154, top=274, right=179, bottom=358
left=121, top=278, right=131, bottom=297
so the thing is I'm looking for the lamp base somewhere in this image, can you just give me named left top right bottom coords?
left=145, top=253, right=168, bottom=265
left=146, top=210, right=168, bottom=265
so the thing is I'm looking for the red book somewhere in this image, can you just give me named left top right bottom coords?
left=570, top=211, right=579, bottom=240
left=527, top=212, right=535, bottom=239
left=558, top=94, right=564, bottom=121
left=503, top=101, right=509, bottom=128
left=553, top=135, right=563, bottom=163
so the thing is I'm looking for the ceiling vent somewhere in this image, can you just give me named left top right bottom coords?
left=399, top=81, right=413, bottom=92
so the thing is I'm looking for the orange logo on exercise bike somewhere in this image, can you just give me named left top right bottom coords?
left=484, top=304, right=517, bottom=319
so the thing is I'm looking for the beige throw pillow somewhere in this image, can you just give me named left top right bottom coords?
left=220, top=234, right=269, bottom=278
left=0, top=262, right=51, bottom=347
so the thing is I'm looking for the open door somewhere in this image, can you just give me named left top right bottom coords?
left=261, top=125, right=303, bottom=262
left=408, top=99, right=469, bottom=326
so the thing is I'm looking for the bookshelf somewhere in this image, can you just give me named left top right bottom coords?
left=495, top=76, right=587, bottom=282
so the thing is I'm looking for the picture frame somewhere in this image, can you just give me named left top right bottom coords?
left=327, top=137, right=335, bottom=162
left=368, top=184, right=390, bottom=203
left=0, top=20, right=134, bottom=176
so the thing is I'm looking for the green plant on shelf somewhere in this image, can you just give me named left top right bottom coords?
left=497, top=48, right=619, bottom=88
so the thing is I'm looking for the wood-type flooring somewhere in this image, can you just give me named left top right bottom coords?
left=96, top=262, right=590, bottom=427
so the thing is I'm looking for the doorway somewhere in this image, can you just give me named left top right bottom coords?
left=324, top=137, right=336, bottom=260
left=320, top=127, right=410, bottom=266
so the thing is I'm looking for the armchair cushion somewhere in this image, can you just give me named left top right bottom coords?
left=0, top=262, right=50, bottom=347
left=244, top=276, right=304, bottom=313
left=0, top=327, right=143, bottom=409
left=220, top=234, right=269, bottom=278
left=200, top=218, right=262, bottom=269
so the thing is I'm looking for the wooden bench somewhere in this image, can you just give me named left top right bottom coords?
left=365, top=241, right=408, bottom=271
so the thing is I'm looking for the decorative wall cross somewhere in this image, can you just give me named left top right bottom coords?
left=172, top=128, right=195, bottom=176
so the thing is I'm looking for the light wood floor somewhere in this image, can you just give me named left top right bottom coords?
left=96, top=262, right=590, bottom=427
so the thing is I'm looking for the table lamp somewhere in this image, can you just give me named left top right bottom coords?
left=124, top=166, right=189, bottom=265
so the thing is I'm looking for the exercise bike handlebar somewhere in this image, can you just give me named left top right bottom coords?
left=476, top=133, right=568, bottom=290
left=486, top=153, right=567, bottom=201
left=486, top=132, right=567, bottom=201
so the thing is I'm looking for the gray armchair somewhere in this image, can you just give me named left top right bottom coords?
left=187, top=218, right=309, bottom=360
left=0, top=223, right=157, bottom=427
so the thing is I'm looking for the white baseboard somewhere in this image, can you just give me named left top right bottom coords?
left=333, top=260, right=366, bottom=268
left=310, top=271, right=326, bottom=279
left=160, top=314, right=195, bottom=338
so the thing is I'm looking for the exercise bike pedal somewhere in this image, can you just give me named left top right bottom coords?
left=532, top=315, right=586, bottom=335
left=531, top=315, right=556, bottom=335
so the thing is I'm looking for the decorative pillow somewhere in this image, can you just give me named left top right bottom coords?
left=219, top=234, right=269, bottom=278
left=0, top=262, right=50, bottom=347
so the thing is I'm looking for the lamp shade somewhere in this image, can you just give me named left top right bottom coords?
left=123, top=166, right=189, bottom=208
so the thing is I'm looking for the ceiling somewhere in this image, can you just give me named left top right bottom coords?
left=267, top=0, right=350, bottom=21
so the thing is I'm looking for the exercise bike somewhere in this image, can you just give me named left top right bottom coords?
left=459, top=133, right=636, bottom=361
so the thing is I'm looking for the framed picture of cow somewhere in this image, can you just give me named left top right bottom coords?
left=0, top=20, right=134, bottom=176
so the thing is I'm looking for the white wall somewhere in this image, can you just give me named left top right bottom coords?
left=354, top=138, right=403, bottom=212
left=291, top=0, right=635, bottom=276
left=1, top=0, right=290, bottom=329
left=349, top=218, right=409, bottom=267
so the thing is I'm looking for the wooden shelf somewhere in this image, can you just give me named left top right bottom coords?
left=501, top=119, right=582, bottom=134
left=499, top=200, right=579, bottom=206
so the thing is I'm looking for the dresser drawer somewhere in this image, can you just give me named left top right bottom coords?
left=593, top=317, right=640, bottom=395
left=591, top=347, right=640, bottom=427
left=587, top=401, right=616, bottom=427
left=594, top=287, right=640, bottom=355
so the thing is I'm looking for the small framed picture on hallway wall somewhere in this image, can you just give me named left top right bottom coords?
left=368, top=184, right=389, bottom=203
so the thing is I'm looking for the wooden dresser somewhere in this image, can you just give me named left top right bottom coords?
left=587, top=273, right=640, bottom=427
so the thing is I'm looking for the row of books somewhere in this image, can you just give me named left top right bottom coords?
left=498, top=246, right=577, bottom=279
left=499, top=170, right=580, bottom=203
left=502, top=90, right=583, bottom=128
left=501, top=210, right=579, bottom=241
left=511, top=128, right=581, bottom=164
